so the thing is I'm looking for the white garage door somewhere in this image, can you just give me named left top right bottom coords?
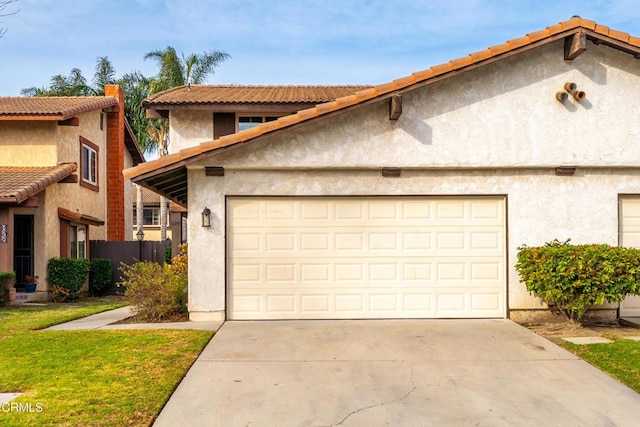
left=619, top=196, right=640, bottom=317
left=227, top=197, right=506, bottom=320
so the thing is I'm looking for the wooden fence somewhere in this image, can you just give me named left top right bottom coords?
left=89, top=240, right=171, bottom=294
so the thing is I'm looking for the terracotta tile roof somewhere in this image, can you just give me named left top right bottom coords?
left=0, top=164, right=78, bottom=204
left=0, top=97, right=118, bottom=120
left=142, top=85, right=374, bottom=107
left=124, top=17, right=640, bottom=206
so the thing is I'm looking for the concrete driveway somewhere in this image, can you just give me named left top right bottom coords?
left=154, top=320, right=640, bottom=426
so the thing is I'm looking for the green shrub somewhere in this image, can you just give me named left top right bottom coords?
left=47, top=258, right=91, bottom=302
left=89, top=258, right=113, bottom=296
left=516, top=240, right=640, bottom=321
left=164, top=244, right=172, bottom=264
left=168, top=244, right=188, bottom=313
left=120, top=244, right=188, bottom=322
left=0, top=271, right=15, bottom=305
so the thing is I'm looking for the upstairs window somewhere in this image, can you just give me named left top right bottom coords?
left=79, top=136, right=99, bottom=191
left=238, top=116, right=279, bottom=132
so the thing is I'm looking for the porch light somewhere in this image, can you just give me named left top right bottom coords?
left=202, top=207, right=212, bottom=228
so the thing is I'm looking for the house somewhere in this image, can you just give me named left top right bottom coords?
left=142, top=84, right=372, bottom=256
left=126, top=17, right=640, bottom=322
left=0, top=85, right=145, bottom=300
left=142, top=84, right=374, bottom=153
left=132, top=186, right=177, bottom=241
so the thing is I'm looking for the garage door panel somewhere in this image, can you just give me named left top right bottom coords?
left=619, top=196, right=640, bottom=316
left=228, top=197, right=505, bottom=319
left=229, top=288, right=503, bottom=320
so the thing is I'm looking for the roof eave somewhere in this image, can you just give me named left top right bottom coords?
left=126, top=19, right=640, bottom=208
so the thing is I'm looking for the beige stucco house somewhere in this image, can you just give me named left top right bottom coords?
left=0, top=85, right=145, bottom=300
left=132, top=186, right=175, bottom=241
left=126, top=17, right=640, bottom=322
left=142, top=84, right=371, bottom=254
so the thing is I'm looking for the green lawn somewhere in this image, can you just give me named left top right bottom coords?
left=563, top=338, right=640, bottom=393
left=0, top=301, right=213, bottom=427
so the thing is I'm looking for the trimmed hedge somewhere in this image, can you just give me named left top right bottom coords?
left=89, top=258, right=113, bottom=296
left=516, top=240, right=640, bottom=320
left=48, top=258, right=91, bottom=302
left=0, top=271, right=15, bottom=305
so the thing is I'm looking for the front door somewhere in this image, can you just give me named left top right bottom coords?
left=14, top=215, right=34, bottom=288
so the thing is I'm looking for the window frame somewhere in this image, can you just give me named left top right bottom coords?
left=237, top=115, right=280, bottom=132
left=132, top=207, right=167, bottom=227
left=69, top=223, right=87, bottom=259
left=79, top=136, right=99, bottom=191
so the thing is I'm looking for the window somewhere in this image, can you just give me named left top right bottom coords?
left=79, top=137, right=99, bottom=191
left=132, top=207, right=166, bottom=226
left=238, top=116, right=279, bottom=132
left=70, top=224, right=86, bottom=259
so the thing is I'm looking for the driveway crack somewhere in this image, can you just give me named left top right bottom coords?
left=328, top=363, right=416, bottom=427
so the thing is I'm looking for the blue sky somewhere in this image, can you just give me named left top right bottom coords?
left=1, top=1, right=640, bottom=96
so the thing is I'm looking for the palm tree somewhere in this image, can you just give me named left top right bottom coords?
left=144, top=46, right=230, bottom=239
left=118, top=71, right=153, bottom=152
left=21, top=68, right=92, bottom=97
left=92, top=56, right=117, bottom=95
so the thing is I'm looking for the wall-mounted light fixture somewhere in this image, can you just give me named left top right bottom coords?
left=202, top=207, right=212, bottom=227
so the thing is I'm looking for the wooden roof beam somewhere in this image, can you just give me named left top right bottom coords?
left=389, top=94, right=402, bottom=120
left=146, top=109, right=169, bottom=119
left=564, top=30, right=586, bottom=60
left=57, top=117, right=79, bottom=126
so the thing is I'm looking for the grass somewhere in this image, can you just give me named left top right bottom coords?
left=0, top=300, right=213, bottom=426
left=563, top=337, right=640, bottom=393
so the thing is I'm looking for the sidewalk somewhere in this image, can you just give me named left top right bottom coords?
left=44, top=306, right=223, bottom=331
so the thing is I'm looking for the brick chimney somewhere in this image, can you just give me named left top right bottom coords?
left=104, top=85, right=125, bottom=241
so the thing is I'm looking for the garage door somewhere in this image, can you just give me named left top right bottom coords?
left=619, top=196, right=640, bottom=317
left=227, top=197, right=506, bottom=320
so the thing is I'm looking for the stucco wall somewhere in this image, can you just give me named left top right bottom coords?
left=0, top=122, right=57, bottom=166
left=55, top=110, right=108, bottom=241
left=169, top=110, right=213, bottom=154
left=183, top=40, right=640, bottom=319
left=1, top=111, right=109, bottom=299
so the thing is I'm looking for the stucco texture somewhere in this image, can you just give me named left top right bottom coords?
left=183, top=40, right=640, bottom=319
left=1, top=110, right=109, bottom=297
left=169, top=110, right=213, bottom=154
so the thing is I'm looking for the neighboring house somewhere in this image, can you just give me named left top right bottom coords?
left=132, top=186, right=177, bottom=241
left=142, top=85, right=373, bottom=154
left=126, top=17, right=640, bottom=322
left=0, top=86, right=145, bottom=300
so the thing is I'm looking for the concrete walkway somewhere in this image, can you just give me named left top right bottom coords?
left=154, top=319, right=640, bottom=427
left=44, top=306, right=222, bottom=331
